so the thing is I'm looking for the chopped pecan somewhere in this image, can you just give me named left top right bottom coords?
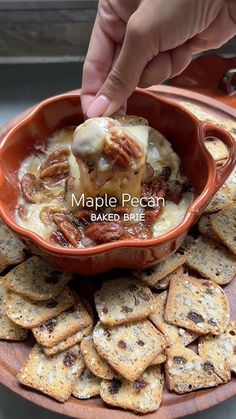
left=85, top=222, right=123, bottom=243
left=16, top=204, right=28, bottom=220
left=40, top=206, right=69, bottom=225
left=122, top=223, right=151, bottom=240
left=104, top=127, right=143, bottom=169
left=50, top=230, right=71, bottom=247
left=145, top=206, right=163, bottom=224
left=54, top=218, right=81, bottom=248
left=141, top=178, right=167, bottom=205
left=40, top=147, right=70, bottom=179
left=166, top=180, right=183, bottom=204
left=21, top=173, right=46, bottom=203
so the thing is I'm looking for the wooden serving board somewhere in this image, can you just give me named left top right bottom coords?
left=0, top=86, right=235, bottom=418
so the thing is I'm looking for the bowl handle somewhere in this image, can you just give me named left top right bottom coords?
left=202, top=122, right=236, bottom=193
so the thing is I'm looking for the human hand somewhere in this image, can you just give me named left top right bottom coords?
left=81, top=0, right=236, bottom=118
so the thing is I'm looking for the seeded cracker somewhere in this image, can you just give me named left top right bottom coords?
left=198, top=214, right=218, bottom=241
left=93, top=320, right=166, bottom=381
left=149, top=291, right=197, bottom=346
left=3, top=287, right=74, bottom=328
left=153, top=266, right=185, bottom=290
left=204, top=185, right=232, bottom=213
left=100, top=365, right=164, bottom=414
left=211, top=204, right=236, bottom=255
left=226, top=167, right=236, bottom=200
left=165, top=345, right=230, bottom=394
left=4, top=256, right=73, bottom=301
left=0, top=278, right=27, bottom=340
left=186, top=236, right=236, bottom=285
left=81, top=335, right=115, bottom=379
left=17, top=344, right=84, bottom=402
left=150, top=352, right=166, bottom=365
left=0, top=221, right=25, bottom=273
left=32, top=295, right=92, bottom=347
left=198, top=321, right=236, bottom=373
left=204, top=137, right=229, bottom=163
left=133, top=253, right=186, bottom=286
left=72, top=368, right=101, bottom=399
left=94, top=277, right=155, bottom=325
left=43, top=324, right=93, bottom=356
left=165, top=275, right=229, bottom=335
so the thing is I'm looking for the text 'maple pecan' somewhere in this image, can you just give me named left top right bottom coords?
left=104, top=127, right=143, bottom=169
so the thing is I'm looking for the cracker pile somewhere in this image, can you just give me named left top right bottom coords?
left=0, top=173, right=235, bottom=414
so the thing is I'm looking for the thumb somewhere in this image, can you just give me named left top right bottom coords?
left=86, top=17, right=151, bottom=118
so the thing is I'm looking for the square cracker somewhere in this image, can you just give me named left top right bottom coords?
left=100, top=365, right=164, bottom=414
left=149, top=291, right=197, bottom=346
left=198, top=321, right=236, bottom=373
left=72, top=368, right=101, bottom=399
left=94, top=277, right=155, bottom=326
left=0, top=279, right=27, bottom=341
left=165, top=345, right=230, bottom=394
left=204, top=137, right=229, bottom=162
left=32, top=295, right=92, bottom=347
left=198, top=214, right=218, bottom=241
left=93, top=320, right=166, bottom=381
left=133, top=253, right=186, bottom=286
left=4, top=256, right=72, bottom=301
left=0, top=221, right=25, bottom=273
left=185, top=235, right=236, bottom=285
left=17, top=344, right=84, bottom=402
left=3, top=287, right=74, bottom=328
left=165, top=275, right=229, bottom=335
left=204, top=184, right=232, bottom=213
left=44, top=324, right=93, bottom=356
left=81, top=335, right=115, bottom=379
left=211, top=204, right=236, bottom=255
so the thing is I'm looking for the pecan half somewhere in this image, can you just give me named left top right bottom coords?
left=141, top=178, right=167, bottom=204
left=85, top=222, right=123, bottom=243
left=40, top=206, right=69, bottom=225
left=104, top=127, right=143, bottom=169
left=122, top=223, right=151, bottom=240
left=53, top=216, right=81, bottom=247
left=40, top=147, right=70, bottom=179
left=21, top=173, right=46, bottom=203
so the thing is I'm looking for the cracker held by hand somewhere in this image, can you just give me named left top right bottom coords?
left=186, top=235, right=236, bottom=285
left=0, top=279, right=27, bottom=341
left=133, top=253, right=186, bottom=286
left=95, top=277, right=155, bottom=326
left=81, top=335, right=115, bottom=379
left=165, top=345, right=230, bottom=394
left=3, top=287, right=74, bottom=328
left=4, top=255, right=73, bottom=301
left=93, top=320, right=166, bottom=381
left=72, top=368, right=101, bottom=399
left=100, top=365, right=164, bottom=414
left=149, top=291, right=197, bottom=346
left=165, top=275, right=229, bottom=335
left=211, top=204, right=236, bottom=255
left=32, top=295, right=92, bottom=347
left=17, top=344, right=84, bottom=402
left=198, top=321, right=236, bottom=373
left=0, top=221, right=25, bottom=273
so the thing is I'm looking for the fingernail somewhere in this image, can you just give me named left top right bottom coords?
left=86, top=95, right=110, bottom=118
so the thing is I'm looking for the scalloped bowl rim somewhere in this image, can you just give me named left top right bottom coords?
left=0, top=89, right=218, bottom=256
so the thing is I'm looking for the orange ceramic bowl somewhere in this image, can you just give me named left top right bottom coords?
left=0, top=89, right=235, bottom=274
